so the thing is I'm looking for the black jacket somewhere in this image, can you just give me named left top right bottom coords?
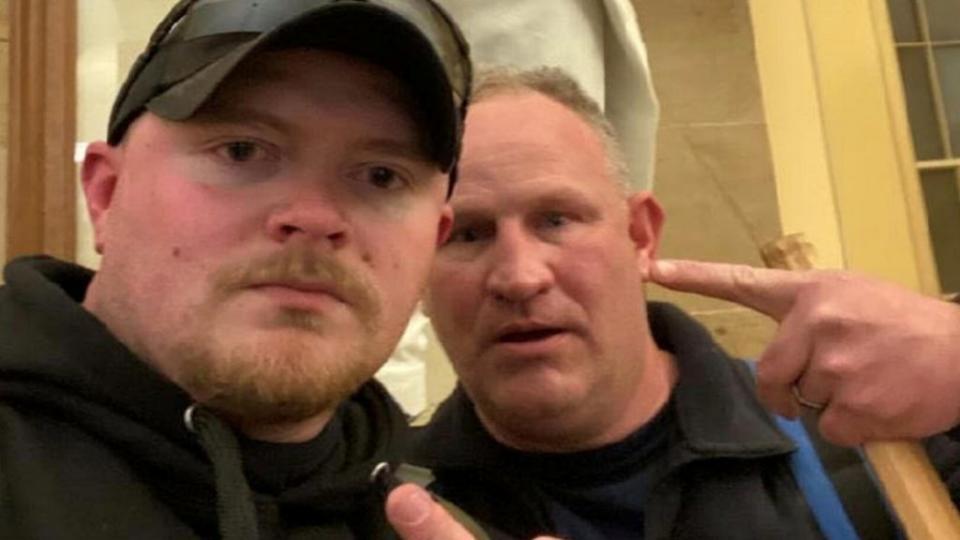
left=412, top=303, right=958, bottom=539
left=0, top=256, right=408, bottom=539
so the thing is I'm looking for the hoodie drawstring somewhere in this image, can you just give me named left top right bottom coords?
left=185, top=405, right=259, bottom=540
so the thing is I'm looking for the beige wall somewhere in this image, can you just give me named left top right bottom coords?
left=637, top=0, right=780, bottom=359
left=0, top=0, right=8, bottom=270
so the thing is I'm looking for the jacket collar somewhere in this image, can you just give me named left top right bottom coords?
left=647, top=302, right=794, bottom=467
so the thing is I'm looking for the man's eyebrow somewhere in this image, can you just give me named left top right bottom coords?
left=353, top=138, right=431, bottom=164
left=530, top=186, right=596, bottom=208
left=449, top=206, right=484, bottom=221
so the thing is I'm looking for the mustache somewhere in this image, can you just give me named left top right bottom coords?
left=210, top=246, right=380, bottom=319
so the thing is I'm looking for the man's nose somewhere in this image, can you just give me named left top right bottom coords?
left=264, top=183, right=350, bottom=249
left=485, top=230, right=554, bottom=304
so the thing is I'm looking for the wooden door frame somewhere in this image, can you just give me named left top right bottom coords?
left=5, top=0, right=77, bottom=263
left=749, top=0, right=939, bottom=294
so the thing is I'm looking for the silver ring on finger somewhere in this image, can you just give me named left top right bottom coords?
left=792, top=385, right=826, bottom=410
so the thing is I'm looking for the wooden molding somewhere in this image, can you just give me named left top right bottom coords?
left=750, top=0, right=940, bottom=295
left=6, top=0, right=76, bottom=262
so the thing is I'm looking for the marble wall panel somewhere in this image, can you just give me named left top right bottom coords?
left=634, top=0, right=765, bottom=127
left=646, top=123, right=780, bottom=311
left=638, top=0, right=782, bottom=361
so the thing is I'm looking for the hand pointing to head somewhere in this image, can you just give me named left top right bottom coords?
left=649, top=259, right=960, bottom=446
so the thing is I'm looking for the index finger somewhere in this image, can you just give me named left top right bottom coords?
left=649, top=259, right=809, bottom=321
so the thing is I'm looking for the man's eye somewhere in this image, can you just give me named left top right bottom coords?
left=217, top=141, right=266, bottom=163
left=448, top=228, right=480, bottom=244
left=542, top=212, right=570, bottom=228
left=446, top=223, right=492, bottom=245
left=364, top=166, right=407, bottom=190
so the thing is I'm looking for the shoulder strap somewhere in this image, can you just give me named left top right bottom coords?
left=772, top=413, right=861, bottom=539
left=745, top=362, right=901, bottom=539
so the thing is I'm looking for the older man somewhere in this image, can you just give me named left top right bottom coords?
left=411, top=67, right=960, bottom=539
left=0, top=0, right=482, bottom=537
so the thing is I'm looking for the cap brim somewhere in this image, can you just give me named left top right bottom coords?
left=146, top=4, right=457, bottom=172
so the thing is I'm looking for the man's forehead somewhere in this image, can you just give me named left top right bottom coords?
left=461, top=141, right=565, bottom=176
left=458, top=137, right=607, bottom=192
left=450, top=174, right=597, bottom=215
left=464, top=97, right=606, bottom=171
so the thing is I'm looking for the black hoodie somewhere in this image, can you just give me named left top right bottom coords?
left=0, top=256, right=407, bottom=539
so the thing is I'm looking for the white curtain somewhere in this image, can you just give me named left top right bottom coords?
left=438, top=0, right=659, bottom=189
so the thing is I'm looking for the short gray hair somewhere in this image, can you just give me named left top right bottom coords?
left=472, top=66, right=631, bottom=192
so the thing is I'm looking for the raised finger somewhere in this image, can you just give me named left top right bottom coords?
left=650, top=259, right=809, bottom=321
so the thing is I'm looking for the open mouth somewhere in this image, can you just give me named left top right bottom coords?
left=498, top=328, right=564, bottom=343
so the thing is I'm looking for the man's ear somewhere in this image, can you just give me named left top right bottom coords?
left=627, top=190, right=665, bottom=280
left=436, top=203, right=453, bottom=247
left=81, top=142, right=122, bottom=255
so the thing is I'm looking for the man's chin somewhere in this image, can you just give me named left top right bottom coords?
left=218, top=320, right=346, bottom=351
left=172, top=334, right=377, bottom=428
left=494, top=368, right=593, bottom=414
left=201, top=390, right=341, bottom=428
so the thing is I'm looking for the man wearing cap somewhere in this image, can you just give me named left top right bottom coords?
left=0, top=0, right=482, bottom=538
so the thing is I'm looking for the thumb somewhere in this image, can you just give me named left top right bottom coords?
left=650, top=258, right=805, bottom=320
left=387, top=483, right=476, bottom=540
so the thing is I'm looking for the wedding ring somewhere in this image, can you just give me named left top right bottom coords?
left=792, top=385, right=826, bottom=410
